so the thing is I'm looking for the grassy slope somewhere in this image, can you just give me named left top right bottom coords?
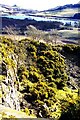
left=36, top=8, right=78, bottom=17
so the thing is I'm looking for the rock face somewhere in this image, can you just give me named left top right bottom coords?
left=0, top=54, right=20, bottom=111
left=1, top=82, right=20, bottom=110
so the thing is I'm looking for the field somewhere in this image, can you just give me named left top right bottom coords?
left=58, top=28, right=79, bottom=42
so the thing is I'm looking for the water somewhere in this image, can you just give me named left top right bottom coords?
left=1, top=15, right=79, bottom=26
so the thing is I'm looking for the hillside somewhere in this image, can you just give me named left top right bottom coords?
left=0, top=4, right=37, bottom=16
left=0, top=3, right=79, bottom=19
left=37, top=3, right=80, bottom=18
left=0, top=35, right=80, bottom=119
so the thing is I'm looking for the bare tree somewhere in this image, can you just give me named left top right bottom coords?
left=4, top=26, right=21, bottom=42
left=25, top=25, right=38, bottom=40
left=25, top=25, right=61, bottom=44
left=25, top=25, right=45, bottom=41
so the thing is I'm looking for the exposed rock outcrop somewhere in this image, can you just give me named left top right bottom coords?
left=0, top=53, right=20, bottom=110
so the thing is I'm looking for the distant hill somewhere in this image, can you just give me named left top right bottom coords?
left=0, top=3, right=80, bottom=18
left=0, top=4, right=38, bottom=16
left=44, top=4, right=80, bottom=12
left=38, top=3, right=80, bottom=18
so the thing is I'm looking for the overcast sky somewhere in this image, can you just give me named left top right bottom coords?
left=0, top=0, right=79, bottom=10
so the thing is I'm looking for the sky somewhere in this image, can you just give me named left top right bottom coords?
left=0, top=0, right=79, bottom=10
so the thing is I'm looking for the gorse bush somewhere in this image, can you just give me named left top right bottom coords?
left=62, top=44, right=80, bottom=54
left=19, top=40, right=79, bottom=118
left=0, top=36, right=79, bottom=119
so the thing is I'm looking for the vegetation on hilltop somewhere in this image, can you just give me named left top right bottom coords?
left=0, top=36, right=80, bottom=119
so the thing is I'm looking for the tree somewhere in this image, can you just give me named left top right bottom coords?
left=25, top=25, right=44, bottom=41
left=4, top=26, right=21, bottom=41
left=25, top=25, right=60, bottom=44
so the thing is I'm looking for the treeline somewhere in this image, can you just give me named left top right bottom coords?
left=2, top=17, right=63, bottom=34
